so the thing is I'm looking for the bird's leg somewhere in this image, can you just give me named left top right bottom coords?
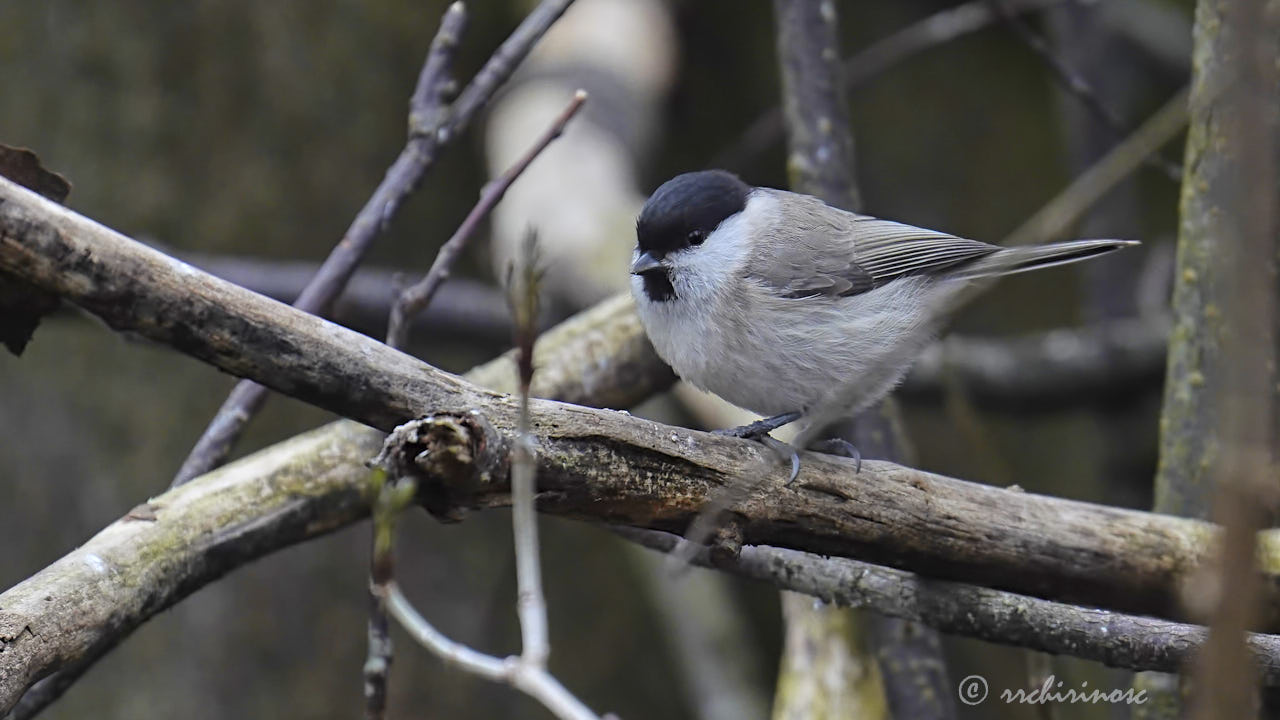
left=808, top=438, right=862, bottom=473
left=712, top=411, right=803, bottom=484
left=711, top=411, right=802, bottom=439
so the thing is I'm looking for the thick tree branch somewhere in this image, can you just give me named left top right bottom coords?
left=617, top=528, right=1280, bottom=685
left=0, top=279, right=660, bottom=717
left=7, top=174, right=1280, bottom=626
left=0, top=421, right=382, bottom=716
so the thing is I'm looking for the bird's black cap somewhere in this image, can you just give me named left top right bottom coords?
left=636, top=170, right=751, bottom=256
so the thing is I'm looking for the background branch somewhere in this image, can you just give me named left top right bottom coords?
left=716, top=0, right=1071, bottom=170
left=180, top=252, right=519, bottom=344
left=173, top=0, right=576, bottom=485
left=386, top=90, right=587, bottom=349
left=772, top=0, right=949, bottom=717
left=989, top=0, right=1183, bottom=182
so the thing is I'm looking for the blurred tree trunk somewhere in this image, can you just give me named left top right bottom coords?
left=770, top=2, right=952, bottom=719
left=1139, top=0, right=1280, bottom=715
left=482, top=4, right=772, bottom=720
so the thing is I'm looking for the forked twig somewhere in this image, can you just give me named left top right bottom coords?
left=386, top=91, right=588, bottom=350
left=380, top=233, right=601, bottom=720
left=173, top=0, right=576, bottom=486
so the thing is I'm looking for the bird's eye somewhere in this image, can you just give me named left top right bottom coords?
left=687, top=230, right=705, bottom=246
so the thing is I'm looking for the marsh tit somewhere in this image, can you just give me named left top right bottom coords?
left=630, top=170, right=1137, bottom=479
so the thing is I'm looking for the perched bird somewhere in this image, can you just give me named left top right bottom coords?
left=629, top=169, right=1137, bottom=480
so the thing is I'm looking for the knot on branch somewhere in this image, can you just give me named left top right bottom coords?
left=372, top=412, right=507, bottom=522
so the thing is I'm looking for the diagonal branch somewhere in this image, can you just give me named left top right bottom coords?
left=386, top=90, right=587, bottom=349
left=715, top=0, right=1070, bottom=169
left=174, top=0, right=576, bottom=486
left=6, top=175, right=1280, bottom=627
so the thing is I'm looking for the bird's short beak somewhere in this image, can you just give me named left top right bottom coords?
left=630, top=251, right=663, bottom=275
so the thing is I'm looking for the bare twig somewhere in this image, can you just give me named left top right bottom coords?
left=172, top=3, right=467, bottom=486
left=371, top=91, right=584, bottom=714
left=1003, top=85, right=1188, bottom=246
left=988, top=0, right=1184, bottom=182
left=386, top=586, right=598, bottom=720
left=363, top=466, right=415, bottom=720
left=714, top=0, right=1069, bottom=169
left=379, top=233, right=600, bottom=719
left=386, top=91, right=587, bottom=350
left=615, top=528, right=1280, bottom=685
left=508, top=232, right=550, bottom=666
left=173, top=0, right=576, bottom=485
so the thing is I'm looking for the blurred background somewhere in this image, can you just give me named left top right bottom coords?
left=0, top=0, right=1192, bottom=717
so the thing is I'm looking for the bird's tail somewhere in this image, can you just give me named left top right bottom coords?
left=953, top=239, right=1140, bottom=281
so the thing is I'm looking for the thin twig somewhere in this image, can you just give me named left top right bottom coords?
left=509, top=232, right=550, bottom=665
left=173, top=0, right=576, bottom=486
left=380, top=233, right=600, bottom=719
left=386, top=91, right=587, bottom=350
left=988, top=0, right=1184, bottom=182
left=363, top=467, right=417, bottom=720
left=1003, top=85, right=1188, bottom=246
left=386, top=585, right=598, bottom=720
left=171, top=3, right=467, bottom=486
left=714, top=0, right=1069, bottom=169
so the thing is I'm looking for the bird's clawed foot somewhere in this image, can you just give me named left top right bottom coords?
left=809, top=438, right=862, bottom=473
left=713, top=411, right=803, bottom=484
left=712, top=411, right=802, bottom=439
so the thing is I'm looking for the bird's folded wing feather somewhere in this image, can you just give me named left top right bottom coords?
left=750, top=210, right=1000, bottom=299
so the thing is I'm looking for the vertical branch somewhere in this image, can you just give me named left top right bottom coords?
left=1182, top=0, right=1280, bottom=716
left=364, top=468, right=418, bottom=720
left=375, top=245, right=605, bottom=720
left=773, top=0, right=858, bottom=212
left=508, top=230, right=549, bottom=666
left=771, top=2, right=951, bottom=719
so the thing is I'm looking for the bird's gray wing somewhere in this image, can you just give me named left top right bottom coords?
left=750, top=210, right=1001, bottom=299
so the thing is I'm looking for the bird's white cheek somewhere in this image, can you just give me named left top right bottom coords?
left=629, top=272, right=646, bottom=302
